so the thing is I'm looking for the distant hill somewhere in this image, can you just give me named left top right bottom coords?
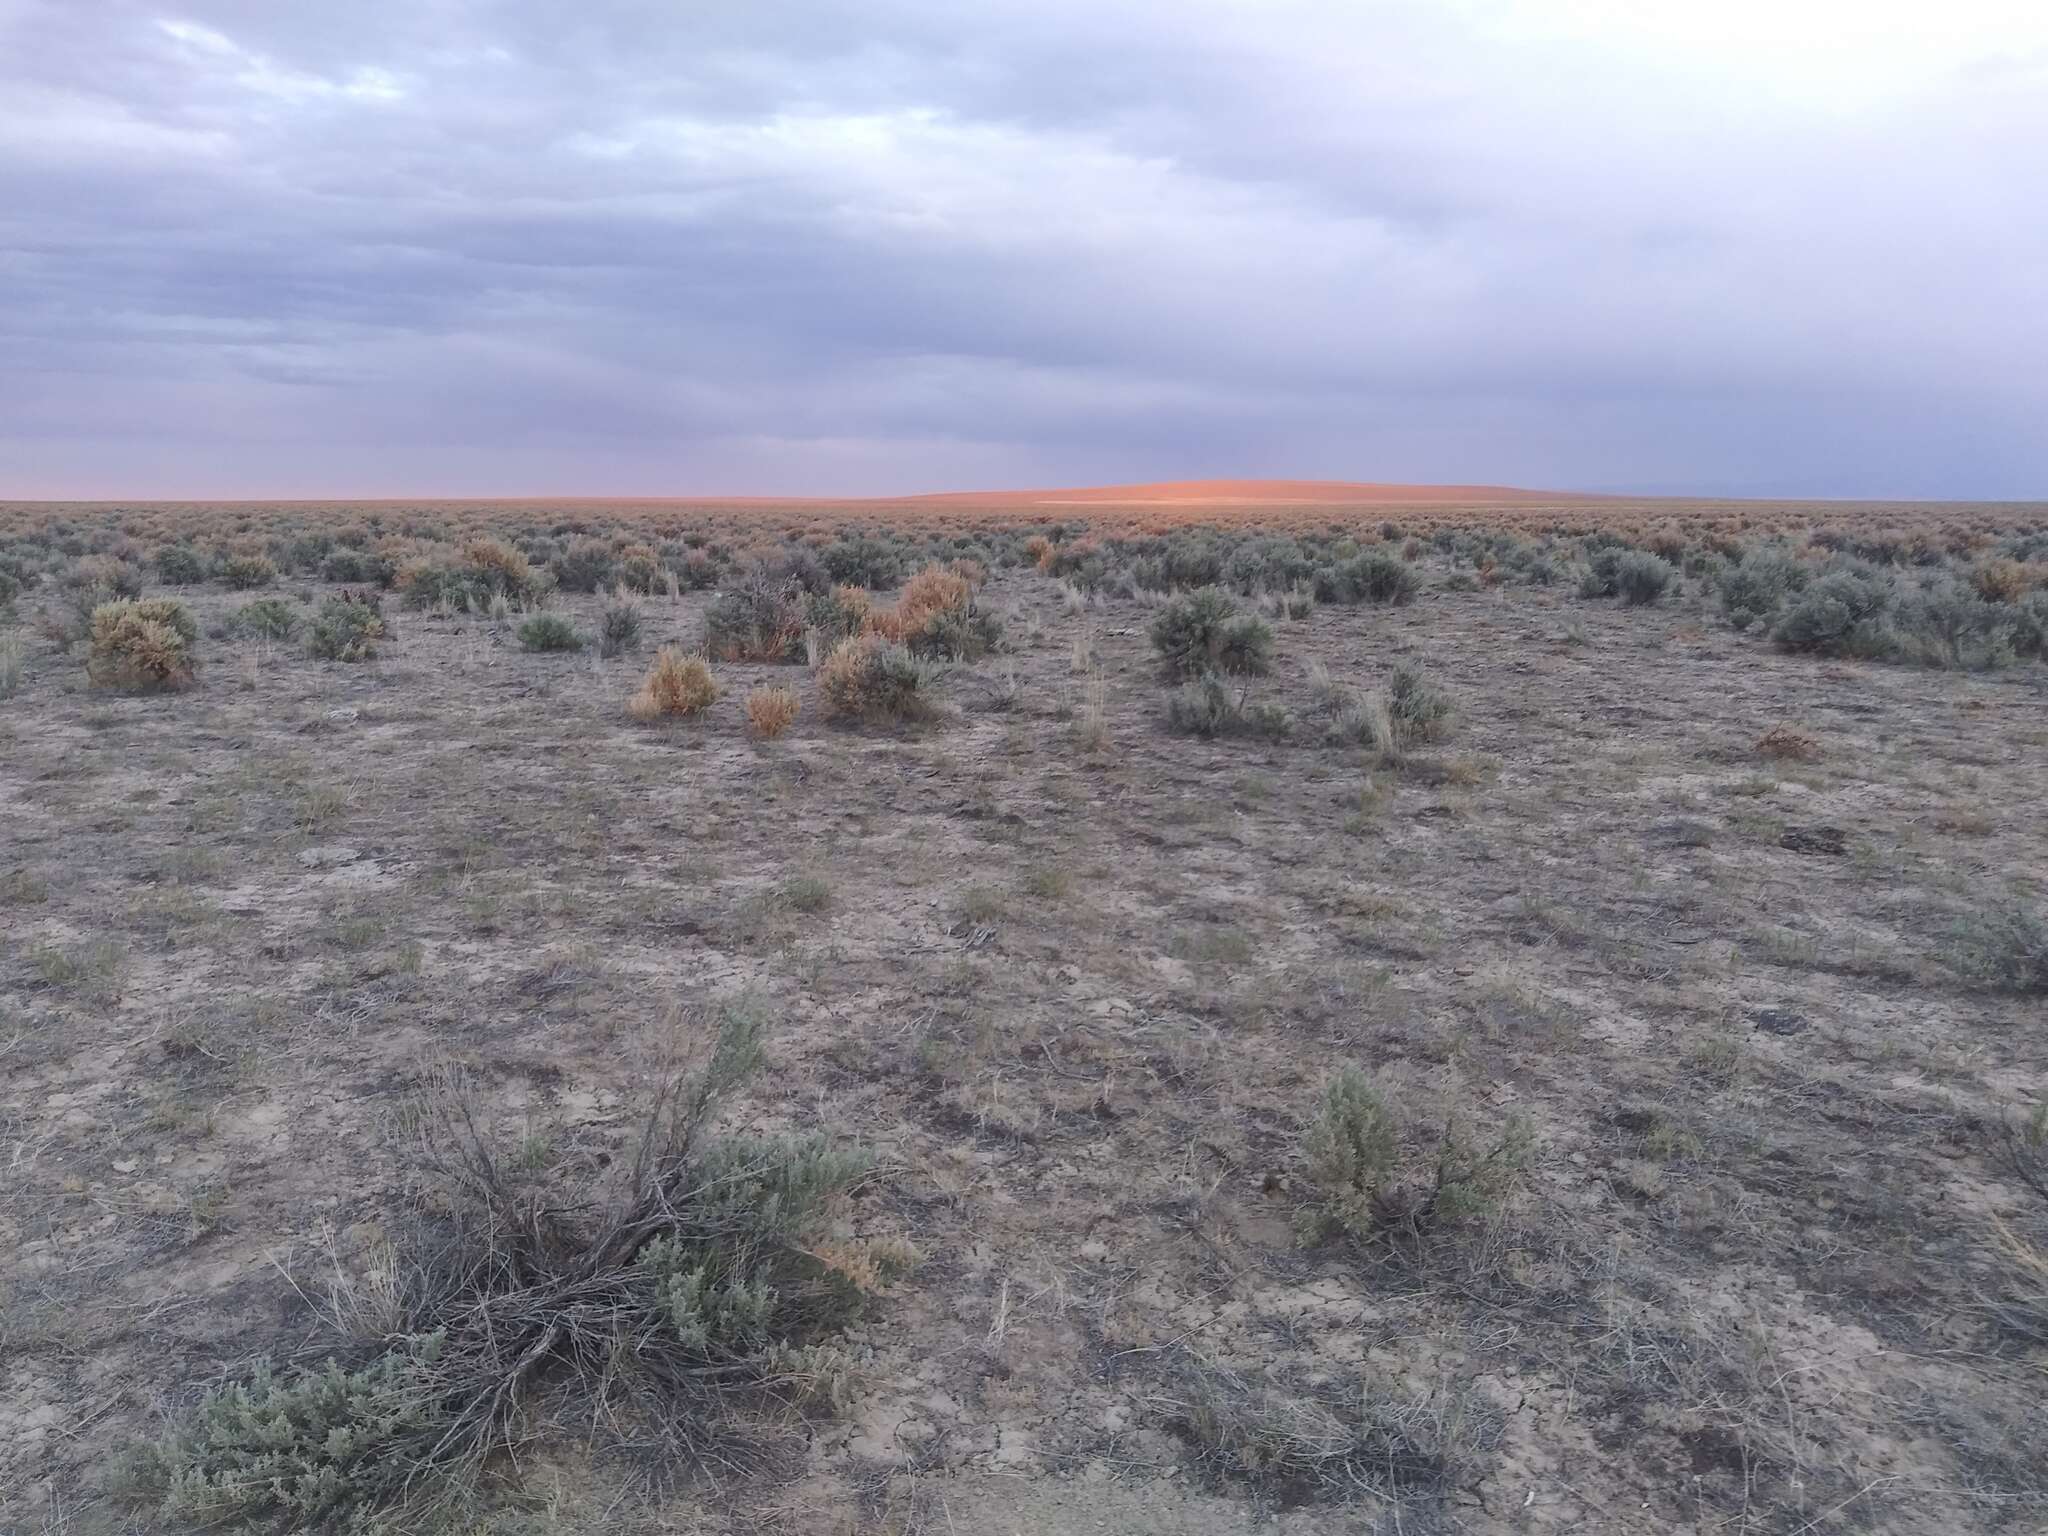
left=898, top=478, right=1588, bottom=505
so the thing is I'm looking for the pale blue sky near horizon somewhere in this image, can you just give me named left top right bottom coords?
left=3, top=1, right=2045, bottom=500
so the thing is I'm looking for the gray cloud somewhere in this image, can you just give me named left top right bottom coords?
left=2, top=0, right=2044, bottom=497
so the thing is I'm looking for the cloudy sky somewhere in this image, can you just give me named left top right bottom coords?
left=3, top=1, right=2045, bottom=499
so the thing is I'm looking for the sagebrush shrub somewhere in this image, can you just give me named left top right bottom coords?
left=1317, top=551, right=1417, bottom=606
left=705, top=571, right=807, bottom=663
left=1303, top=1069, right=1529, bottom=1241
left=818, top=634, right=935, bottom=723
left=87, top=599, right=198, bottom=690
left=551, top=537, right=617, bottom=593
left=1614, top=551, right=1675, bottom=605
left=231, top=597, right=298, bottom=640
left=629, top=647, right=718, bottom=720
left=599, top=599, right=642, bottom=659
left=218, top=553, right=277, bottom=591
left=1718, top=548, right=1806, bottom=631
left=1772, top=565, right=1896, bottom=656
left=1163, top=676, right=1290, bottom=740
left=518, top=613, right=583, bottom=653
left=132, top=1008, right=908, bottom=1532
left=1948, top=905, right=2048, bottom=995
left=154, top=545, right=209, bottom=585
left=1150, top=588, right=1272, bottom=679
left=1303, top=1069, right=1400, bottom=1239
left=307, top=596, right=388, bottom=661
left=744, top=684, right=800, bottom=739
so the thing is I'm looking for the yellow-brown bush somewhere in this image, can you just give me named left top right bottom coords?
left=818, top=634, right=934, bottom=723
left=744, top=684, right=801, bottom=740
left=628, top=647, right=718, bottom=721
left=1972, top=558, right=2043, bottom=604
left=87, top=598, right=198, bottom=690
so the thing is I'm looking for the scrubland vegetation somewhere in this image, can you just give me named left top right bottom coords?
left=2, top=495, right=2046, bottom=1534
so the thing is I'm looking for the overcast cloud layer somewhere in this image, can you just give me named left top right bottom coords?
left=3, top=0, right=2045, bottom=498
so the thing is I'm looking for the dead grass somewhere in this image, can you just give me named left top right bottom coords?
left=629, top=648, right=718, bottom=721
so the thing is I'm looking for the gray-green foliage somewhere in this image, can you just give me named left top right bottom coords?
left=1387, top=664, right=1450, bottom=744
left=1164, top=675, right=1290, bottom=740
left=151, top=1343, right=449, bottom=1528
left=1613, top=551, right=1675, bottom=606
left=230, top=597, right=298, bottom=640
left=1949, top=905, right=2048, bottom=995
left=307, top=597, right=387, bottom=662
left=598, top=599, right=641, bottom=659
left=132, top=1005, right=906, bottom=1532
left=1149, top=588, right=1273, bottom=680
left=1718, top=548, right=1806, bottom=631
left=1303, top=1068, right=1528, bottom=1241
left=1303, top=1069, right=1399, bottom=1239
left=517, top=613, right=583, bottom=652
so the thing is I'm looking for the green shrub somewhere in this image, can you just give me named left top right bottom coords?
left=320, top=548, right=393, bottom=586
left=86, top=599, right=198, bottom=690
left=218, top=553, right=278, bottom=591
left=519, top=613, right=584, bottom=652
left=230, top=598, right=298, bottom=640
left=1614, top=551, right=1675, bottom=605
left=821, top=535, right=906, bottom=589
left=1771, top=565, right=1896, bottom=656
left=308, top=597, right=388, bottom=661
left=1302, top=1069, right=1400, bottom=1239
left=1949, top=905, right=2048, bottom=995
left=1302, top=1069, right=1529, bottom=1242
left=1317, top=551, right=1418, bottom=606
left=129, top=1008, right=909, bottom=1532
left=599, top=599, right=642, bottom=659
left=66, top=553, right=145, bottom=606
left=1163, top=676, right=1290, bottom=740
left=550, top=537, right=617, bottom=593
left=1150, top=588, right=1272, bottom=680
left=154, top=545, right=209, bottom=585
left=1890, top=582, right=2019, bottom=671
left=1718, top=548, right=1806, bottom=631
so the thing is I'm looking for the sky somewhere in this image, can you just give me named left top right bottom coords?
left=2, top=1, right=2045, bottom=500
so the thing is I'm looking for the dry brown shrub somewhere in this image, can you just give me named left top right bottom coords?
left=1023, top=534, right=1053, bottom=569
left=1971, top=558, right=2043, bottom=604
left=628, top=647, right=718, bottom=721
left=87, top=599, right=198, bottom=690
left=744, top=684, right=800, bottom=739
left=462, top=536, right=530, bottom=585
left=1755, top=724, right=1821, bottom=762
left=948, top=557, right=988, bottom=588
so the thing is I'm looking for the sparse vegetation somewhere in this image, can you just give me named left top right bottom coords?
left=128, top=1008, right=907, bottom=1531
left=1163, top=675, right=1290, bottom=739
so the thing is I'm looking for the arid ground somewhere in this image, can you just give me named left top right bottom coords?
left=4, top=499, right=2047, bottom=1534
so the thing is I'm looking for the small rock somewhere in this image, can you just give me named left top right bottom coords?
left=297, top=845, right=361, bottom=869
left=1751, top=1007, right=1807, bottom=1036
left=112, top=1159, right=138, bottom=1174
